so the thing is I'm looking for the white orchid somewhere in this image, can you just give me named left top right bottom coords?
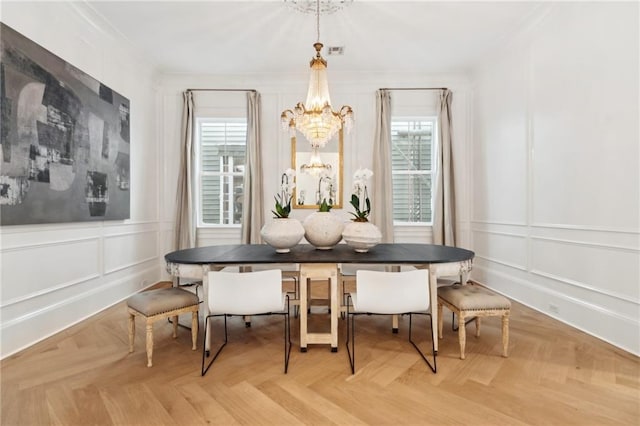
left=316, top=173, right=334, bottom=210
left=273, top=169, right=296, bottom=218
left=352, top=168, right=372, bottom=194
left=281, top=180, right=296, bottom=196
left=353, top=167, right=373, bottom=182
left=350, top=167, right=373, bottom=222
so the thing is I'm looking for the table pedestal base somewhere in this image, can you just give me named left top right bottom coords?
left=299, top=263, right=339, bottom=352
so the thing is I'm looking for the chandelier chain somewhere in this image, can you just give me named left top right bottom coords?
left=316, top=0, right=320, bottom=42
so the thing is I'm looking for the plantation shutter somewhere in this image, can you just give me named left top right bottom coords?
left=200, top=120, right=247, bottom=224
left=391, top=119, right=434, bottom=223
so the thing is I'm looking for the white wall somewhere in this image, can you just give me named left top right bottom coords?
left=0, top=2, right=162, bottom=358
left=157, top=71, right=473, bottom=275
left=470, top=2, right=639, bottom=355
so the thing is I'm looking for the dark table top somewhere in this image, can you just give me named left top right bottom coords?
left=165, top=243, right=474, bottom=266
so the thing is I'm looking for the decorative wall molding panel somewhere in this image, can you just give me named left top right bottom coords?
left=1, top=237, right=101, bottom=302
left=471, top=2, right=639, bottom=355
left=473, top=264, right=639, bottom=356
left=472, top=229, right=527, bottom=270
left=103, top=230, right=158, bottom=274
left=529, top=269, right=639, bottom=307
left=1, top=265, right=158, bottom=358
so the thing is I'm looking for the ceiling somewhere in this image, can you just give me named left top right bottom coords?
left=86, top=1, right=545, bottom=75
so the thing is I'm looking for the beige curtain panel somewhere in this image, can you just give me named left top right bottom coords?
left=372, top=89, right=394, bottom=243
left=241, top=91, right=264, bottom=244
left=173, top=90, right=196, bottom=250
left=433, top=89, right=456, bottom=246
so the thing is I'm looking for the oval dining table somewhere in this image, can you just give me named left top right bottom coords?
left=165, top=243, right=474, bottom=354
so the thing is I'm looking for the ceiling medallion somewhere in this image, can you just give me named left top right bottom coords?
left=284, top=0, right=354, bottom=15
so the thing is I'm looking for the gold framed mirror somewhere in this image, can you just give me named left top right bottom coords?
left=291, top=129, right=343, bottom=209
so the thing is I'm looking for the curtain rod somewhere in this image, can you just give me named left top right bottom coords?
left=379, top=87, right=447, bottom=91
left=186, top=88, right=257, bottom=93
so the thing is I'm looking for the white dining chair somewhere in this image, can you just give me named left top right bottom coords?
left=346, top=269, right=436, bottom=374
left=201, top=269, right=292, bottom=376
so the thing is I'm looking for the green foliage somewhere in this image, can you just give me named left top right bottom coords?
left=349, top=194, right=370, bottom=222
left=318, top=199, right=333, bottom=212
left=272, top=194, right=291, bottom=218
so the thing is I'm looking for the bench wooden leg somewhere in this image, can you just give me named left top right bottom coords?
left=458, top=313, right=466, bottom=360
left=437, top=302, right=444, bottom=339
left=128, top=313, right=135, bottom=353
left=502, top=314, right=509, bottom=357
left=475, top=317, right=481, bottom=337
left=191, top=311, right=198, bottom=350
left=171, top=315, right=178, bottom=338
left=146, top=322, right=153, bottom=367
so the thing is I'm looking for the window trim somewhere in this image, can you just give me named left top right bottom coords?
left=391, top=116, right=437, bottom=226
left=194, top=117, right=246, bottom=228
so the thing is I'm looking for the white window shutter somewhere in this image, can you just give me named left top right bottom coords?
left=391, top=118, right=435, bottom=223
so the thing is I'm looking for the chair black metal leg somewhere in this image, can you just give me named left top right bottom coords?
left=201, top=314, right=228, bottom=376
left=345, top=296, right=356, bottom=374
left=284, top=296, right=292, bottom=373
left=409, top=312, right=437, bottom=373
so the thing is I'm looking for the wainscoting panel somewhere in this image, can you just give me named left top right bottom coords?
left=103, top=230, right=158, bottom=275
left=531, top=236, right=639, bottom=302
left=471, top=220, right=640, bottom=356
left=470, top=219, right=640, bottom=356
left=0, top=223, right=103, bottom=249
left=532, top=223, right=640, bottom=248
left=1, top=237, right=101, bottom=303
left=1, top=265, right=158, bottom=358
left=473, top=263, right=639, bottom=356
left=526, top=266, right=639, bottom=321
left=1, top=274, right=101, bottom=327
left=471, top=228, right=527, bottom=271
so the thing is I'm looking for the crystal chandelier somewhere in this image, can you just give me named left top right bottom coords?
left=300, top=146, right=333, bottom=175
left=281, top=0, right=353, bottom=149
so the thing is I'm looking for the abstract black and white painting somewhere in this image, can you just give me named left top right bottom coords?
left=0, top=23, right=130, bottom=225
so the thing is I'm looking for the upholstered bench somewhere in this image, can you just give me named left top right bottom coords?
left=437, top=284, right=511, bottom=359
left=127, top=287, right=200, bottom=367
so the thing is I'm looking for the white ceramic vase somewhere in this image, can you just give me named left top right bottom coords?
left=342, top=220, right=382, bottom=253
left=303, top=212, right=345, bottom=250
left=260, top=217, right=305, bottom=253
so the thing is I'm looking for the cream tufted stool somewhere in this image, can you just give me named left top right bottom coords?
left=437, top=284, right=511, bottom=359
left=127, top=287, right=199, bottom=367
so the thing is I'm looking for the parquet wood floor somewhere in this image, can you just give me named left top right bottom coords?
left=1, top=284, right=638, bottom=425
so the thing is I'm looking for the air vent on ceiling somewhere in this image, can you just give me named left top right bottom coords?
left=327, top=46, right=344, bottom=56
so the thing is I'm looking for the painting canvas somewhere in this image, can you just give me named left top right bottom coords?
left=0, top=23, right=130, bottom=225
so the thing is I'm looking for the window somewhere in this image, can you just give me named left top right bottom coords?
left=391, top=117, right=436, bottom=224
left=196, top=118, right=246, bottom=226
